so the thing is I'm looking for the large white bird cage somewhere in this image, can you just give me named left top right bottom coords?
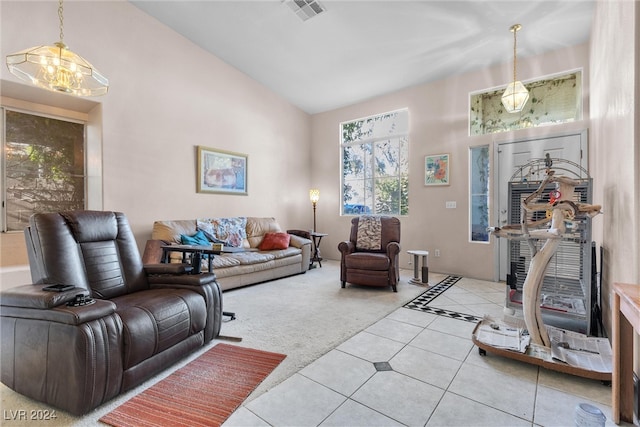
left=505, top=158, right=595, bottom=334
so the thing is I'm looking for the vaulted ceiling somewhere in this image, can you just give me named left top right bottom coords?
left=131, top=1, right=595, bottom=114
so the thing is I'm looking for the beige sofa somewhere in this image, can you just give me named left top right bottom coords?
left=145, top=217, right=312, bottom=291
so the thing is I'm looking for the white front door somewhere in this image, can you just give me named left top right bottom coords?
left=495, top=130, right=588, bottom=280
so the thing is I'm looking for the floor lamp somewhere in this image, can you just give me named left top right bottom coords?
left=309, top=189, right=319, bottom=232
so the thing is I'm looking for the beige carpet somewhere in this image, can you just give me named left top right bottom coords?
left=0, top=260, right=435, bottom=426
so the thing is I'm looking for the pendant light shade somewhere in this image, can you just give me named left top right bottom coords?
left=501, top=80, right=529, bottom=113
left=5, top=0, right=108, bottom=97
left=501, top=24, right=528, bottom=113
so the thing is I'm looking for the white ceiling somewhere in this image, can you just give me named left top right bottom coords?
left=130, top=0, right=596, bottom=114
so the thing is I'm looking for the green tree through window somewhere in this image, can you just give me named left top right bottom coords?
left=2, top=109, right=85, bottom=232
left=470, top=145, right=490, bottom=242
left=341, top=109, right=408, bottom=215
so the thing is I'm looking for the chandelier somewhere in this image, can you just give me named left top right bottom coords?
left=501, top=24, right=529, bottom=113
left=6, top=0, right=109, bottom=97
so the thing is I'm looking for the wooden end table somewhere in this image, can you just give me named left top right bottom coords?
left=310, top=232, right=328, bottom=268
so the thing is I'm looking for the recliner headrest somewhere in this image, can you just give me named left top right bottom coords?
left=60, top=211, right=119, bottom=242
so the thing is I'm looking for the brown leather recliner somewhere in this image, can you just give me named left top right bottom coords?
left=0, top=211, right=223, bottom=415
left=338, top=216, right=401, bottom=292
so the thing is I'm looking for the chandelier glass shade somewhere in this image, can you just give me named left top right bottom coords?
left=5, top=0, right=108, bottom=97
left=501, top=24, right=528, bottom=113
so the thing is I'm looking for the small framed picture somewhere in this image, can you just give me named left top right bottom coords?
left=424, top=153, right=450, bottom=186
left=197, top=146, right=248, bottom=195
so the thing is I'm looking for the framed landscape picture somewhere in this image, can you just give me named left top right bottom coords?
left=424, top=153, right=450, bottom=186
left=197, top=146, right=248, bottom=195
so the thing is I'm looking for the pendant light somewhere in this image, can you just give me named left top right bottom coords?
left=6, top=0, right=109, bottom=97
left=501, top=24, right=529, bottom=113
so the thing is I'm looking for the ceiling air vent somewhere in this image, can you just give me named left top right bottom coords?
left=285, top=0, right=326, bottom=21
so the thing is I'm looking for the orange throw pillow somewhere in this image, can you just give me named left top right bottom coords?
left=258, top=232, right=291, bottom=250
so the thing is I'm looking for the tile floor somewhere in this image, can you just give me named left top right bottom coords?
left=223, top=274, right=624, bottom=427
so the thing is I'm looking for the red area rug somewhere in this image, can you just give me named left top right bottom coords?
left=100, top=343, right=286, bottom=427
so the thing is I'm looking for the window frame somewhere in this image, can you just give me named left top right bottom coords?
left=469, top=144, right=490, bottom=244
left=469, top=69, right=583, bottom=136
left=340, top=109, right=409, bottom=216
left=1, top=106, right=89, bottom=232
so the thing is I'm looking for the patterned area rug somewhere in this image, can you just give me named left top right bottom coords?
left=404, top=275, right=482, bottom=323
left=100, top=344, right=286, bottom=427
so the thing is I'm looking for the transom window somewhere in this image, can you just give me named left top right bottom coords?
left=470, top=70, right=582, bottom=135
left=341, top=109, right=409, bottom=216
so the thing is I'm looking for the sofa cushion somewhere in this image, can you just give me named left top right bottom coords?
left=197, top=217, right=247, bottom=247
left=345, top=252, right=390, bottom=271
left=246, top=217, right=282, bottom=247
left=211, top=255, right=242, bottom=269
left=227, top=251, right=275, bottom=265
left=258, top=232, right=291, bottom=250
left=266, top=246, right=301, bottom=259
left=113, top=288, right=207, bottom=369
left=152, top=220, right=196, bottom=244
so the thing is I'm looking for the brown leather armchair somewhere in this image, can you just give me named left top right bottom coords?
left=338, top=216, right=401, bottom=292
left=0, top=211, right=223, bottom=415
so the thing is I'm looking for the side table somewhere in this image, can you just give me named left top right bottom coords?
left=310, top=232, right=328, bottom=268
left=161, top=244, right=217, bottom=273
left=407, top=250, right=429, bottom=285
left=612, top=282, right=639, bottom=424
left=161, top=244, right=236, bottom=320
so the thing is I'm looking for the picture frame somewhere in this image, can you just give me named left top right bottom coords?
left=424, top=153, right=450, bottom=186
left=197, top=146, right=248, bottom=195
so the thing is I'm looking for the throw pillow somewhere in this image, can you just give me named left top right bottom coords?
left=258, top=232, right=291, bottom=251
left=197, top=217, right=247, bottom=247
left=356, top=215, right=382, bottom=250
left=196, top=220, right=226, bottom=244
left=180, top=230, right=210, bottom=246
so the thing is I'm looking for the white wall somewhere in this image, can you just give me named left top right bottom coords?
left=590, top=0, right=639, bottom=370
left=0, top=0, right=313, bottom=271
left=312, top=43, right=591, bottom=281
left=2, top=0, right=637, bottom=294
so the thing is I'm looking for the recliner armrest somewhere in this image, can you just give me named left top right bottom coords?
left=1, top=284, right=90, bottom=309
left=144, top=263, right=193, bottom=275
left=338, top=241, right=355, bottom=254
left=1, top=299, right=116, bottom=326
left=148, top=272, right=217, bottom=287
left=386, top=241, right=401, bottom=257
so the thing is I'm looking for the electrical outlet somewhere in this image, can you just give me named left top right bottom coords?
left=445, top=201, right=456, bottom=209
left=435, top=249, right=441, bottom=257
